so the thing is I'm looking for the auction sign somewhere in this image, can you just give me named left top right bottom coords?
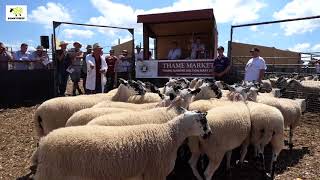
left=136, top=59, right=215, bottom=78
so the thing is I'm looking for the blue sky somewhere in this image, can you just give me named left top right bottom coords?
left=1, top=0, right=320, bottom=55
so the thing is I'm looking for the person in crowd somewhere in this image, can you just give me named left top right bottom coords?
left=191, top=37, right=205, bottom=59
left=115, top=50, right=132, bottom=83
left=81, top=45, right=92, bottom=94
left=315, top=60, right=320, bottom=74
left=167, top=41, right=181, bottom=60
left=68, top=42, right=84, bottom=96
left=30, top=45, right=49, bottom=70
left=86, top=43, right=108, bottom=94
left=135, top=45, right=143, bottom=61
left=56, top=41, right=71, bottom=96
left=104, top=49, right=118, bottom=92
left=0, top=42, right=13, bottom=71
left=244, top=47, right=267, bottom=82
left=213, top=46, right=230, bottom=81
left=13, top=43, right=31, bottom=70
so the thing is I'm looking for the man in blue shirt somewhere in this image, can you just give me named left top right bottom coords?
left=13, top=43, right=31, bottom=70
left=213, top=46, right=230, bottom=81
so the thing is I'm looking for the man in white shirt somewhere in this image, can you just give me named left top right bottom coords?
left=244, top=47, right=267, bottom=82
left=167, top=41, right=181, bottom=60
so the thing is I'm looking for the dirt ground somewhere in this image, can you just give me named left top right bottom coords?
left=0, top=104, right=319, bottom=180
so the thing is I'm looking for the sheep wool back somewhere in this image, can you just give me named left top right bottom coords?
left=34, top=115, right=201, bottom=180
left=92, top=101, right=158, bottom=110
left=257, top=96, right=302, bottom=129
left=127, top=92, right=162, bottom=104
left=88, top=107, right=182, bottom=126
left=189, top=99, right=234, bottom=112
left=66, top=107, right=135, bottom=127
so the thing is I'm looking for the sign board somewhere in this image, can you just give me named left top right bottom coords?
left=136, top=59, right=215, bottom=78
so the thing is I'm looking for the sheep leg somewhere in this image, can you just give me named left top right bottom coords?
left=269, top=151, right=278, bottom=180
left=239, top=139, right=250, bottom=166
left=188, top=152, right=203, bottom=180
left=204, top=152, right=224, bottom=180
left=289, top=125, right=294, bottom=150
left=226, top=151, right=232, bottom=171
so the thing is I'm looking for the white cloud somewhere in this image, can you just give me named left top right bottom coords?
left=289, top=43, right=311, bottom=52
left=249, top=26, right=258, bottom=32
left=62, top=29, right=94, bottom=39
left=312, top=44, right=320, bottom=51
left=89, top=0, right=267, bottom=38
left=273, top=0, right=320, bottom=36
left=29, top=2, right=72, bottom=29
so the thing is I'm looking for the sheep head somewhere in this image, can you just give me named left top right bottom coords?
left=181, top=110, right=211, bottom=139
left=127, top=80, right=146, bottom=96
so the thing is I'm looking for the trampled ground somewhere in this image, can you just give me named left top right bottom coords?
left=0, top=105, right=319, bottom=180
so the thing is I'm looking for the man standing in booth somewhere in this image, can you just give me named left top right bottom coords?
left=213, top=46, right=230, bottom=81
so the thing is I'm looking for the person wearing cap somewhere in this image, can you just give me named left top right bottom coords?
left=56, top=41, right=71, bottom=96
left=167, top=41, right=181, bottom=60
left=135, top=45, right=143, bottom=61
left=213, top=46, right=230, bottom=81
left=85, top=43, right=108, bottom=94
left=81, top=45, right=92, bottom=94
left=104, top=49, right=118, bottom=92
left=30, top=45, right=49, bottom=69
left=244, top=47, right=267, bottom=82
left=68, top=41, right=84, bottom=96
left=13, top=43, right=31, bottom=70
left=0, top=42, right=13, bottom=71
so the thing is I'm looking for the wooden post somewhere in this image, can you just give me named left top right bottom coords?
left=143, top=24, right=149, bottom=60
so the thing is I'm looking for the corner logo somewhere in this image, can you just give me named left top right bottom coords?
left=6, top=5, right=27, bottom=21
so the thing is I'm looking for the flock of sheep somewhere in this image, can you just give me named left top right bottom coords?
left=18, top=77, right=308, bottom=180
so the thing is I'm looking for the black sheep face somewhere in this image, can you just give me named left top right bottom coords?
left=128, top=80, right=146, bottom=96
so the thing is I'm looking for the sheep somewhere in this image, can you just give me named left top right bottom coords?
left=188, top=101, right=284, bottom=180
left=65, top=107, right=135, bottom=127
left=34, top=79, right=146, bottom=137
left=187, top=102, right=251, bottom=180
left=127, top=92, right=162, bottom=104
left=256, top=95, right=306, bottom=150
left=33, top=110, right=211, bottom=180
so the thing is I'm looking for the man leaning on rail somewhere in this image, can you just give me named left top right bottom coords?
left=0, top=42, right=13, bottom=71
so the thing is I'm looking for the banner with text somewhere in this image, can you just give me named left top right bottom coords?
left=136, top=59, right=215, bottom=78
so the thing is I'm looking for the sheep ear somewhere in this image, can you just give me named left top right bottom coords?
left=169, top=93, right=176, bottom=100
left=180, top=107, right=188, bottom=113
left=119, top=78, right=127, bottom=85
left=226, top=84, right=235, bottom=91
left=191, top=88, right=201, bottom=95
